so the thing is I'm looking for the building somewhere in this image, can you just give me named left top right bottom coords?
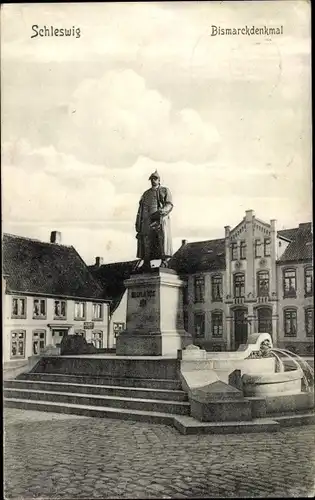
left=3, top=232, right=110, bottom=365
left=89, top=259, right=139, bottom=347
left=169, top=211, right=313, bottom=354
left=90, top=210, right=313, bottom=355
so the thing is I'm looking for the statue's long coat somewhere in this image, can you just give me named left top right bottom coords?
left=136, top=186, right=173, bottom=260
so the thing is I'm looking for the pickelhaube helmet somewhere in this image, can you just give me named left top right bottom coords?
left=148, top=169, right=160, bottom=180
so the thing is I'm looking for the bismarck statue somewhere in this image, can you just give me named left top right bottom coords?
left=135, top=170, right=173, bottom=271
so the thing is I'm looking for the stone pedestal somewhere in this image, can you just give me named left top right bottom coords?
left=116, top=269, right=192, bottom=356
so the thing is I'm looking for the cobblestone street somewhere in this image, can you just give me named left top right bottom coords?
left=4, top=409, right=315, bottom=499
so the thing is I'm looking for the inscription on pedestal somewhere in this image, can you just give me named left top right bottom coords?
left=131, top=290, right=156, bottom=299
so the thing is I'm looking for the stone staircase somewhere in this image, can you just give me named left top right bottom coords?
left=4, top=360, right=191, bottom=425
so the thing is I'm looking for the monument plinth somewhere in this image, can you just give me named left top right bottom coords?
left=116, top=268, right=192, bottom=356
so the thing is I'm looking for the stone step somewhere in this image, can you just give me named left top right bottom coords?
left=173, top=415, right=280, bottom=435
left=4, top=379, right=188, bottom=402
left=3, top=398, right=175, bottom=425
left=16, top=372, right=182, bottom=390
left=4, top=388, right=191, bottom=415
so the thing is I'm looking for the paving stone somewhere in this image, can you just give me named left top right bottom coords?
left=4, top=408, right=315, bottom=499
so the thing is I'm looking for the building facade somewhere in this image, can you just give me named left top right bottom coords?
left=3, top=233, right=110, bottom=365
left=171, top=211, right=313, bottom=354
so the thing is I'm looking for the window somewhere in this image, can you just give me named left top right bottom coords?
left=113, top=322, right=125, bottom=337
left=75, top=329, right=86, bottom=338
left=92, top=303, right=103, bottom=320
left=231, top=242, right=238, bottom=261
left=283, top=269, right=297, bottom=298
left=240, top=241, right=247, bottom=260
left=211, top=275, right=223, bottom=302
left=32, top=330, right=46, bottom=355
left=284, top=309, right=297, bottom=336
left=212, top=311, right=223, bottom=337
left=305, top=308, right=313, bottom=337
left=11, top=297, right=26, bottom=318
left=54, top=300, right=66, bottom=319
left=305, top=267, right=313, bottom=296
left=92, top=331, right=103, bottom=349
left=11, top=330, right=26, bottom=358
left=194, top=313, right=205, bottom=337
left=257, top=271, right=270, bottom=297
left=183, top=311, right=188, bottom=331
left=264, top=238, right=271, bottom=257
left=183, top=283, right=188, bottom=305
left=234, top=273, right=245, bottom=298
left=194, top=276, right=205, bottom=303
left=33, top=299, right=46, bottom=319
left=74, top=302, right=86, bottom=319
left=255, top=240, right=262, bottom=258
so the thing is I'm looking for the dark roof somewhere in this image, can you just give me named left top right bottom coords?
left=2, top=233, right=105, bottom=300
left=89, top=260, right=139, bottom=313
left=277, top=228, right=300, bottom=241
left=169, top=238, right=226, bottom=274
left=277, top=223, right=313, bottom=263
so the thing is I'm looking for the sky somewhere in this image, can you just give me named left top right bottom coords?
left=1, top=1, right=312, bottom=265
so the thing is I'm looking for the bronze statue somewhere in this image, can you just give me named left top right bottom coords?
left=135, top=170, right=173, bottom=271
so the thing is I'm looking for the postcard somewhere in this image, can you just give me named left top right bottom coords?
left=2, top=2, right=313, bottom=499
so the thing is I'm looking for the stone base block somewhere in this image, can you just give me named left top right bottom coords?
left=116, top=331, right=192, bottom=356
left=248, top=392, right=314, bottom=418
left=191, top=399, right=252, bottom=422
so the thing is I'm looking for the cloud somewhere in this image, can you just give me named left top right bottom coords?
left=2, top=141, right=117, bottom=224
left=43, top=69, right=220, bottom=167
left=3, top=139, right=311, bottom=265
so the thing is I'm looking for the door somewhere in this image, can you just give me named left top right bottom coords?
left=52, top=329, right=68, bottom=347
left=257, top=308, right=272, bottom=334
left=234, top=308, right=248, bottom=349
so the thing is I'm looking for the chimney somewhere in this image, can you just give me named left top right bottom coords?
left=224, top=225, right=231, bottom=237
left=50, top=231, right=62, bottom=244
left=181, top=239, right=188, bottom=246
left=245, top=209, right=254, bottom=222
left=270, top=219, right=276, bottom=232
left=95, top=256, right=104, bottom=267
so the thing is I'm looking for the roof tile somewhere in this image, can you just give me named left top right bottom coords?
left=3, top=233, right=104, bottom=300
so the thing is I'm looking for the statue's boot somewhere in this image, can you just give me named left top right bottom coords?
left=141, top=261, right=151, bottom=272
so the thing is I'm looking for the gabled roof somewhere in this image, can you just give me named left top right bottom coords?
left=89, top=260, right=139, bottom=313
left=169, top=238, right=226, bottom=274
left=277, top=227, right=300, bottom=241
left=2, top=233, right=105, bottom=300
left=277, top=223, right=313, bottom=263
